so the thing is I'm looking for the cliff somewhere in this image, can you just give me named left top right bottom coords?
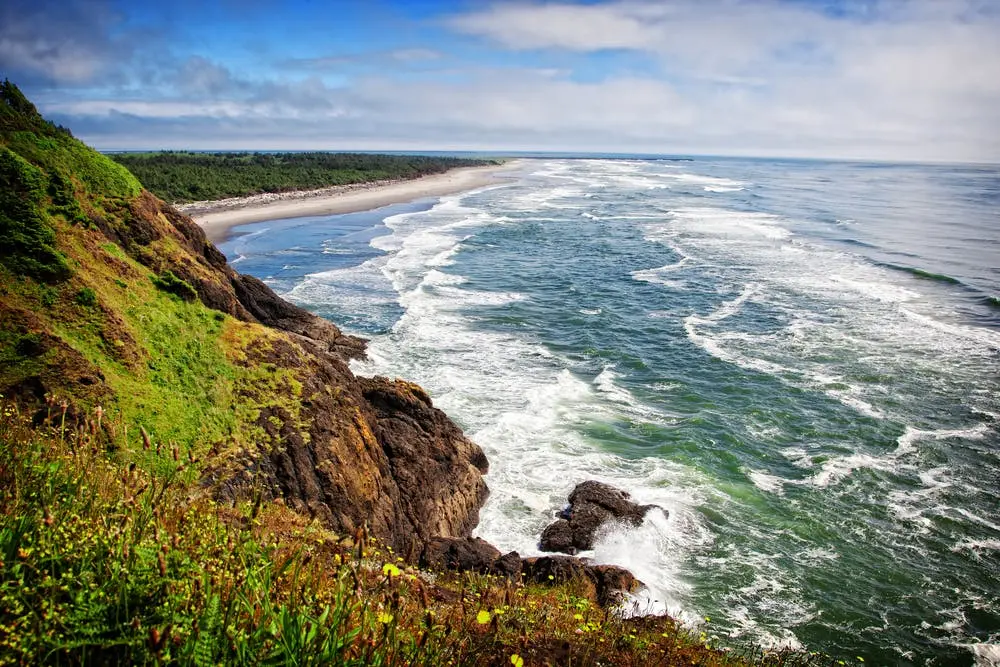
left=0, top=80, right=487, bottom=555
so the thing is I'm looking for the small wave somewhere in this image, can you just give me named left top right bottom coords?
left=631, top=260, right=691, bottom=284
left=593, top=365, right=675, bottom=424
left=703, top=186, right=744, bottom=193
left=970, top=643, right=1000, bottom=667
left=982, top=295, right=1000, bottom=311
left=880, top=262, right=966, bottom=286
left=828, top=274, right=920, bottom=302
left=807, top=424, right=990, bottom=488
left=667, top=207, right=791, bottom=241
left=951, top=538, right=1000, bottom=555
left=746, top=469, right=786, bottom=495
left=578, top=308, right=601, bottom=315
left=835, top=238, right=879, bottom=250
left=900, top=308, right=1000, bottom=348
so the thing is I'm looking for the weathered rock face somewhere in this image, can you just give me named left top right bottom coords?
left=200, top=325, right=489, bottom=556
left=123, top=200, right=490, bottom=555
left=521, top=556, right=642, bottom=608
left=421, top=537, right=504, bottom=573
left=540, top=480, right=661, bottom=554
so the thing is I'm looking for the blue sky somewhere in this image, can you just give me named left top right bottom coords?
left=2, top=0, right=999, bottom=162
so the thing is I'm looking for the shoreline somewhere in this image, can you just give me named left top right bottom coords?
left=185, top=161, right=523, bottom=243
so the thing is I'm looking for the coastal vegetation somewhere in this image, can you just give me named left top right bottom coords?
left=0, top=79, right=844, bottom=665
left=0, top=405, right=826, bottom=666
left=109, top=151, right=497, bottom=203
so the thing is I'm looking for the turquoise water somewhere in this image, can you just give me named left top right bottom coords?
left=220, top=158, right=1000, bottom=665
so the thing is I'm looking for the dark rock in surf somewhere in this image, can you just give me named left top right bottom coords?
left=539, top=480, right=661, bottom=554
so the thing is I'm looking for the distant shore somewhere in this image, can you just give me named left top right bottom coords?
left=184, top=162, right=522, bottom=243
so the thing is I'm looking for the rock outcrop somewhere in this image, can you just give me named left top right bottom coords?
left=521, top=556, right=642, bottom=607
left=420, top=537, right=521, bottom=578
left=540, top=480, right=660, bottom=554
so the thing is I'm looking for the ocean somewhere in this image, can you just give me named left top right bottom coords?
left=218, top=157, right=1000, bottom=665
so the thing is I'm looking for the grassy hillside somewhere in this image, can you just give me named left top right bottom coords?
left=110, top=151, right=497, bottom=203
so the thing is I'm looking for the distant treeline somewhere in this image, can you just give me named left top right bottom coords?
left=109, top=151, right=498, bottom=203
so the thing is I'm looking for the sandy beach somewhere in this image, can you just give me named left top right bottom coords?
left=185, top=162, right=521, bottom=243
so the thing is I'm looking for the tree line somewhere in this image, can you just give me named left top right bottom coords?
left=110, top=151, right=498, bottom=203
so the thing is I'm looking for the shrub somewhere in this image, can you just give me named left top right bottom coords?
left=0, top=147, right=70, bottom=281
left=40, top=286, right=58, bottom=307
left=151, top=270, right=197, bottom=301
left=74, top=287, right=97, bottom=307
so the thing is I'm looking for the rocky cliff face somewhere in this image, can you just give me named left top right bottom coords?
left=0, top=81, right=489, bottom=555
left=147, top=194, right=492, bottom=554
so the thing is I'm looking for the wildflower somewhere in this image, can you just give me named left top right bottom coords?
left=377, top=612, right=393, bottom=624
left=573, top=613, right=583, bottom=621
left=510, top=655, right=524, bottom=667
left=382, top=563, right=401, bottom=578
left=476, top=610, right=491, bottom=625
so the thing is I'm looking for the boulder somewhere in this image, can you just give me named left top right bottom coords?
left=420, top=537, right=501, bottom=573
left=419, top=537, right=522, bottom=578
left=539, top=480, right=661, bottom=554
left=521, top=556, right=643, bottom=608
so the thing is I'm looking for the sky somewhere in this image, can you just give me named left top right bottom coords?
left=2, top=0, right=999, bottom=162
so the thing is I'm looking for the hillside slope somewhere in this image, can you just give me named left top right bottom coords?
left=0, top=80, right=488, bottom=555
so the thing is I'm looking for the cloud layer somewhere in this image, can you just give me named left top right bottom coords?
left=4, top=0, right=999, bottom=162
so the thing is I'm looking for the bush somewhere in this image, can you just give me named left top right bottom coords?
left=40, top=286, right=58, bottom=307
left=74, top=287, right=97, bottom=307
left=0, top=147, right=71, bottom=281
left=151, top=270, right=197, bottom=301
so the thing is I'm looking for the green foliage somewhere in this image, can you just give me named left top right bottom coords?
left=0, top=146, right=70, bottom=281
left=91, top=290, right=239, bottom=467
left=151, top=270, right=197, bottom=302
left=110, top=151, right=498, bottom=202
left=5, top=130, right=141, bottom=201
left=47, top=168, right=87, bottom=224
left=0, top=79, right=68, bottom=135
left=74, top=287, right=97, bottom=307
left=1, top=80, right=140, bottom=204
left=0, top=332, right=44, bottom=369
left=40, top=286, right=58, bottom=308
left=0, top=80, right=141, bottom=284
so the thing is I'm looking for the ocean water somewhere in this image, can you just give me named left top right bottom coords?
left=219, top=158, right=1000, bottom=665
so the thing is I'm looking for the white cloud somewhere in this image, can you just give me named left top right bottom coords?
left=31, top=0, right=1000, bottom=162
left=438, top=0, right=1000, bottom=161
